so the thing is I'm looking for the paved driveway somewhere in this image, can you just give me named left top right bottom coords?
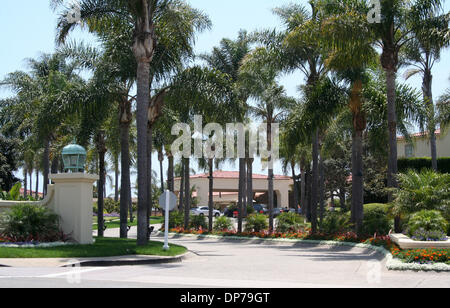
left=0, top=227, right=449, bottom=288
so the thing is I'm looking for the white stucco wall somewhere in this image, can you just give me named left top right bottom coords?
left=398, top=129, right=450, bottom=158
left=174, top=176, right=293, bottom=208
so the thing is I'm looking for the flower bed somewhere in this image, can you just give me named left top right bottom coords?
left=391, top=247, right=450, bottom=264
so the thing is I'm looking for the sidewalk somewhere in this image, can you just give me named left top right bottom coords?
left=0, top=251, right=192, bottom=268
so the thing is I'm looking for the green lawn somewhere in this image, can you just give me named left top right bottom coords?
left=0, top=237, right=187, bottom=259
left=93, top=216, right=165, bottom=229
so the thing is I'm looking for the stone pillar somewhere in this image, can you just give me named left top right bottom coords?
left=49, top=173, right=99, bottom=244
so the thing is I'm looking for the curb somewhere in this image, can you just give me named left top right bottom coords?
left=157, top=232, right=450, bottom=272
left=0, top=251, right=193, bottom=268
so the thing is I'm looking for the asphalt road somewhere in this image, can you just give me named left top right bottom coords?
left=0, top=230, right=449, bottom=288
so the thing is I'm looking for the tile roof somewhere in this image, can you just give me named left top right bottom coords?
left=397, top=129, right=441, bottom=141
left=183, top=171, right=292, bottom=180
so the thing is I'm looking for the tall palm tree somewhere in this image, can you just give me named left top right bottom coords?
left=201, top=30, right=251, bottom=231
left=319, top=0, right=378, bottom=233
left=403, top=6, right=450, bottom=170
left=247, top=83, right=294, bottom=232
left=367, top=0, right=443, bottom=203
left=52, top=0, right=210, bottom=245
left=260, top=1, right=327, bottom=232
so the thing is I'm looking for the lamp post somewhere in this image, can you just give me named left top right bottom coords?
left=61, top=141, right=87, bottom=173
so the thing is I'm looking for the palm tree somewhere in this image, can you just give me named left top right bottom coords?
left=318, top=0, right=378, bottom=233
left=367, top=0, right=444, bottom=204
left=201, top=30, right=251, bottom=231
left=247, top=82, right=294, bottom=232
left=258, top=1, right=327, bottom=232
left=403, top=6, right=450, bottom=170
left=52, top=0, right=211, bottom=245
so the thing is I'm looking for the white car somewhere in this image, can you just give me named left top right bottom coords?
left=190, top=207, right=221, bottom=217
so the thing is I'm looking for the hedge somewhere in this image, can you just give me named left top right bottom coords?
left=398, top=157, right=450, bottom=174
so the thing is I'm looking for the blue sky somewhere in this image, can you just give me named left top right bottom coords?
left=1, top=1, right=449, bottom=196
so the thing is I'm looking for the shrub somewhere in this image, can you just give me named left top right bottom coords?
left=410, top=229, right=447, bottom=242
left=398, top=157, right=450, bottom=174
left=393, top=170, right=450, bottom=222
left=246, top=205, right=255, bottom=216
left=213, top=216, right=234, bottom=231
left=362, top=205, right=392, bottom=236
left=190, top=214, right=207, bottom=231
left=0, top=204, right=64, bottom=242
left=276, top=212, right=305, bottom=233
left=407, top=210, right=448, bottom=236
left=319, top=212, right=351, bottom=234
left=169, top=211, right=184, bottom=229
left=103, top=199, right=120, bottom=214
left=245, top=214, right=268, bottom=233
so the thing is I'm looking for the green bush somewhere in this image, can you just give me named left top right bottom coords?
left=407, top=210, right=448, bottom=236
left=103, top=199, right=120, bottom=214
left=362, top=206, right=392, bottom=236
left=169, top=211, right=184, bottom=229
left=398, top=157, right=450, bottom=174
left=245, top=214, right=268, bottom=233
left=319, top=212, right=351, bottom=234
left=213, top=216, right=234, bottom=231
left=0, top=204, right=63, bottom=242
left=276, top=212, right=305, bottom=233
left=246, top=205, right=255, bottom=216
left=393, top=170, right=450, bottom=222
left=190, top=215, right=207, bottom=230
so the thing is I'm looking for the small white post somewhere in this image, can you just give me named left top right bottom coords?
left=163, top=190, right=170, bottom=251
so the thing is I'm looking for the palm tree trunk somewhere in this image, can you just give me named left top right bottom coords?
left=319, top=151, right=325, bottom=224
left=350, top=80, right=366, bottom=235
left=96, top=131, right=106, bottom=238
left=238, top=157, right=245, bottom=233
left=385, top=69, right=400, bottom=232
left=184, top=157, right=191, bottom=229
left=305, top=164, right=312, bottom=221
left=119, top=117, right=131, bottom=238
left=136, top=60, right=151, bottom=246
left=208, top=158, right=214, bottom=232
left=291, top=163, right=299, bottom=211
left=23, top=168, right=27, bottom=198
left=179, top=160, right=185, bottom=212
left=114, top=155, right=119, bottom=202
left=158, top=149, right=164, bottom=192
left=43, top=138, right=50, bottom=196
left=311, top=129, right=319, bottom=233
left=300, top=159, right=306, bottom=214
left=339, top=186, right=346, bottom=212
left=35, top=169, right=39, bottom=199
left=352, top=129, right=364, bottom=234
left=51, top=155, right=59, bottom=175
left=267, top=122, right=274, bottom=233
left=29, top=170, right=32, bottom=199
left=423, top=69, right=437, bottom=171
left=147, top=124, right=153, bottom=239
left=167, top=152, right=174, bottom=192
left=247, top=158, right=254, bottom=212
left=242, top=158, right=247, bottom=217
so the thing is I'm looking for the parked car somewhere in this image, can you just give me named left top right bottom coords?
left=253, top=204, right=268, bottom=214
left=190, top=207, right=222, bottom=217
